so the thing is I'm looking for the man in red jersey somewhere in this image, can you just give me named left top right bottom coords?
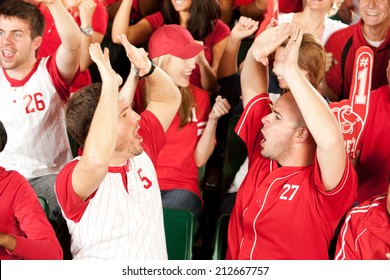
left=226, top=23, right=357, bottom=260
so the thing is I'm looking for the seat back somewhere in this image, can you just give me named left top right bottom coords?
left=220, top=114, right=247, bottom=195
left=38, top=196, right=50, bottom=218
left=163, top=208, right=194, bottom=260
left=211, top=214, right=231, bottom=260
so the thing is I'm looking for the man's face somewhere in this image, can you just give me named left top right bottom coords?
left=0, top=16, right=39, bottom=71
left=260, top=93, right=302, bottom=163
left=115, top=98, right=143, bottom=158
left=359, top=0, right=390, bottom=28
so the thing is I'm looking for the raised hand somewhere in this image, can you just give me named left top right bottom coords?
left=89, top=43, right=123, bottom=87
left=78, top=0, right=97, bottom=26
left=251, top=23, right=291, bottom=66
left=230, top=16, right=259, bottom=42
left=208, top=95, right=231, bottom=121
left=272, top=24, right=302, bottom=79
left=118, top=34, right=152, bottom=77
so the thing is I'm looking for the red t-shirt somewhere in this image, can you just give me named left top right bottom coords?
left=145, top=12, right=230, bottom=89
left=325, top=20, right=390, bottom=100
left=0, top=167, right=62, bottom=260
left=38, top=2, right=108, bottom=92
left=354, top=85, right=390, bottom=202
left=226, top=94, right=358, bottom=260
left=156, top=85, right=211, bottom=198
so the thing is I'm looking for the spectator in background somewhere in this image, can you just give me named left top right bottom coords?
left=112, top=0, right=230, bottom=93
left=0, top=121, right=62, bottom=260
left=352, top=59, right=390, bottom=203
left=37, top=0, right=108, bottom=93
left=132, top=25, right=230, bottom=222
left=335, top=182, right=390, bottom=260
left=324, top=0, right=390, bottom=101
left=0, top=0, right=80, bottom=227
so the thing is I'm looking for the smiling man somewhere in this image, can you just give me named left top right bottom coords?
left=0, top=0, right=80, bottom=226
left=324, top=0, right=390, bottom=101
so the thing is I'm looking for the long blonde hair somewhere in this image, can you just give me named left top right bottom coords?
left=148, top=55, right=197, bottom=128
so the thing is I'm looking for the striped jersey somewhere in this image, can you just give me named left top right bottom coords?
left=0, top=54, right=72, bottom=179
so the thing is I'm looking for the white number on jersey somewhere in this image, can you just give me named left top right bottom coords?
left=279, top=184, right=300, bottom=201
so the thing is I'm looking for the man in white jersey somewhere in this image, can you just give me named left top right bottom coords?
left=55, top=36, right=181, bottom=259
left=0, top=0, right=80, bottom=225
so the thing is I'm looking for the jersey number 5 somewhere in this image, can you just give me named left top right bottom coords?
left=137, top=168, right=152, bottom=189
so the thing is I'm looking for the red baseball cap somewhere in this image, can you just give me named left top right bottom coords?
left=148, top=24, right=205, bottom=59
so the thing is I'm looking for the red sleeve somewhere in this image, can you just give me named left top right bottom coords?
left=9, top=172, right=62, bottom=260
left=210, top=20, right=230, bottom=45
left=92, top=2, right=109, bottom=35
left=313, top=155, right=358, bottom=222
left=55, top=160, right=91, bottom=223
left=139, top=110, right=166, bottom=166
left=46, top=52, right=79, bottom=103
left=235, top=94, right=271, bottom=159
left=144, top=11, right=164, bottom=31
left=324, top=31, right=346, bottom=99
left=234, top=0, right=252, bottom=7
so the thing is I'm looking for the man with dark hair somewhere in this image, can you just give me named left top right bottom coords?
left=55, top=36, right=181, bottom=259
left=0, top=0, right=80, bottom=224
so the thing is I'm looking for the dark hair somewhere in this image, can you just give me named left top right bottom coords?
left=162, top=0, right=221, bottom=40
left=0, top=0, right=45, bottom=39
left=0, top=121, right=7, bottom=153
left=65, top=83, right=102, bottom=147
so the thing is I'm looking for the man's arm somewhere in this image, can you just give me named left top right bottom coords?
left=71, top=44, right=122, bottom=200
left=38, top=0, right=81, bottom=83
left=240, top=23, right=291, bottom=107
left=274, top=25, right=346, bottom=191
left=119, top=35, right=181, bottom=132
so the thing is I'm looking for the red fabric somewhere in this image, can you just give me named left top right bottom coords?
left=226, top=95, right=358, bottom=259
left=354, top=85, right=390, bottom=202
left=55, top=110, right=165, bottom=223
left=38, top=2, right=108, bottom=92
left=335, top=193, right=390, bottom=259
left=234, top=0, right=302, bottom=13
left=3, top=54, right=71, bottom=103
left=145, top=13, right=230, bottom=89
left=156, top=85, right=211, bottom=199
left=0, top=167, right=62, bottom=260
left=325, top=20, right=390, bottom=100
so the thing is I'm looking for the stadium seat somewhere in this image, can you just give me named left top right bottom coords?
left=211, top=214, right=231, bottom=260
left=163, top=208, right=194, bottom=260
left=38, top=196, right=50, bottom=218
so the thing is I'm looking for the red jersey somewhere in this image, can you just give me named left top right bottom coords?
left=144, top=12, right=230, bottom=89
left=0, top=167, right=62, bottom=260
left=234, top=0, right=302, bottom=13
left=226, top=94, right=358, bottom=260
left=335, top=193, right=390, bottom=260
left=325, top=20, right=390, bottom=100
left=355, top=85, right=390, bottom=202
left=156, top=85, right=211, bottom=199
left=38, top=2, right=108, bottom=92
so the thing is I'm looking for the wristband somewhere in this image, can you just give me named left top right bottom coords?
left=133, top=58, right=156, bottom=79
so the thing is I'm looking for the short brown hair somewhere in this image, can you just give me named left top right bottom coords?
left=0, top=0, right=45, bottom=39
left=65, top=83, right=102, bottom=147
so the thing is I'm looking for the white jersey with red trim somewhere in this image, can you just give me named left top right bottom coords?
left=0, top=57, right=72, bottom=179
left=58, top=153, right=167, bottom=260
